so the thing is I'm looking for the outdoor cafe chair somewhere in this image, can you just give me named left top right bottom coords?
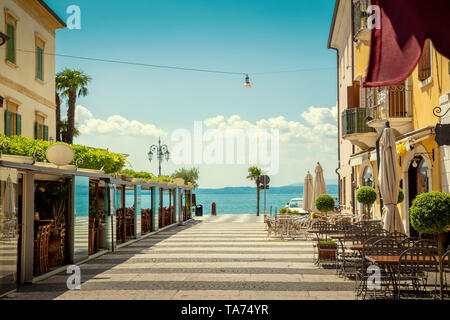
left=389, top=231, right=408, bottom=242
left=355, top=237, right=397, bottom=300
left=397, top=247, right=438, bottom=299
left=443, top=249, right=450, bottom=299
left=413, top=239, right=439, bottom=254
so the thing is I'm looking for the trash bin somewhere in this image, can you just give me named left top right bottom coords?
left=195, top=205, right=203, bottom=216
left=211, top=202, right=217, bottom=216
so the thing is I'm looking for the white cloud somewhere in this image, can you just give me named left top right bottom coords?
left=75, top=105, right=167, bottom=137
left=203, top=105, right=337, bottom=145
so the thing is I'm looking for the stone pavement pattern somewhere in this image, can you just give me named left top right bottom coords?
left=2, top=215, right=356, bottom=300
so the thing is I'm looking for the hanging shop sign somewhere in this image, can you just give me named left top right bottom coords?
left=435, top=124, right=450, bottom=147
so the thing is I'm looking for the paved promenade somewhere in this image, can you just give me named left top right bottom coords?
left=2, top=215, right=356, bottom=300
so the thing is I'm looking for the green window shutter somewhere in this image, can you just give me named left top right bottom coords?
left=43, top=125, right=48, bottom=141
left=7, top=24, right=15, bottom=64
left=36, top=47, right=43, bottom=80
left=4, top=110, right=11, bottom=137
left=16, top=114, right=21, bottom=136
left=35, top=122, right=40, bottom=140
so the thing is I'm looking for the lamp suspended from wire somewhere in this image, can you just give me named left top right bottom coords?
left=243, top=74, right=251, bottom=88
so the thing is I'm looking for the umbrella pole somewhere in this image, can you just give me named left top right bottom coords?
left=375, top=121, right=390, bottom=218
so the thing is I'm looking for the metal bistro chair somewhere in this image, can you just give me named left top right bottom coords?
left=356, top=238, right=401, bottom=300
left=388, top=231, right=409, bottom=242
left=397, top=247, right=438, bottom=299
left=443, top=249, right=450, bottom=299
left=413, top=239, right=439, bottom=254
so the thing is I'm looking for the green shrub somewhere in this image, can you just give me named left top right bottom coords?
left=311, top=212, right=317, bottom=219
left=398, top=188, right=405, bottom=203
left=315, top=194, right=335, bottom=213
left=279, top=208, right=287, bottom=214
left=356, top=186, right=377, bottom=205
left=121, top=169, right=157, bottom=180
left=410, top=192, right=450, bottom=235
left=318, top=240, right=336, bottom=245
left=0, top=134, right=126, bottom=174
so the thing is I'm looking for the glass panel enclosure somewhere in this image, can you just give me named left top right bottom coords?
left=73, top=176, right=89, bottom=262
left=106, top=185, right=116, bottom=250
left=141, top=187, right=153, bottom=234
left=34, top=176, right=70, bottom=275
left=116, top=186, right=125, bottom=244
left=125, top=186, right=136, bottom=240
left=0, top=168, right=19, bottom=295
left=88, top=179, right=107, bottom=255
left=135, top=186, right=141, bottom=238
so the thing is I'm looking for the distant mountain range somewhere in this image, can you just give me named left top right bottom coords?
left=197, top=184, right=338, bottom=195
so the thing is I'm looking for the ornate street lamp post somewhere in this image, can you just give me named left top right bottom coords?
left=0, top=32, right=9, bottom=46
left=148, top=137, right=170, bottom=177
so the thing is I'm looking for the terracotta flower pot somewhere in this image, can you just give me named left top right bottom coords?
left=48, top=237, right=62, bottom=266
left=317, top=242, right=337, bottom=260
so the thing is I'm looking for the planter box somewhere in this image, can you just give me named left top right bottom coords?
left=317, top=242, right=337, bottom=260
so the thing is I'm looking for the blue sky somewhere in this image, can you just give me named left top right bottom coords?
left=46, top=0, right=338, bottom=188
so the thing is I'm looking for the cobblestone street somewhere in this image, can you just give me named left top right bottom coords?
left=2, top=215, right=356, bottom=300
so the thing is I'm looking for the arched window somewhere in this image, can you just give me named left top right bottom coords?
left=362, top=166, right=374, bottom=188
left=417, top=158, right=429, bottom=194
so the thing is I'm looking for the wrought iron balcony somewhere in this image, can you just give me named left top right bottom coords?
left=342, top=108, right=375, bottom=135
left=342, top=108, right=376, bottom=149
left=353, top=0, right=371, bottom=42
left=366, top=83, right=413, bottom=136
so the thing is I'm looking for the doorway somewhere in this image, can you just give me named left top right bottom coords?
left=407, top=156, right=429, bottom=237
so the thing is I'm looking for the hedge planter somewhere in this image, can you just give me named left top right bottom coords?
left=317, top=241, right=337, bottom=261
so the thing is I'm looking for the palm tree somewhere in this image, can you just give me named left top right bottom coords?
left=55, top=91, right=61, bottom=142
left=59, top=119, right=80, bottom=140
left=172, top=168, right=200, bottom=188
left=247, top=166, right=262, bottom=216
left=55, top=69, right=91, bottom=144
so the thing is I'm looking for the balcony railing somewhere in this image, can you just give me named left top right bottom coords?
left=366, top=83, right=412, bottom=120
left=352, top=0, right=371, bottom=39
left=342, top=108, right=375, bottom=136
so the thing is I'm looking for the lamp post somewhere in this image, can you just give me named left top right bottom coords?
left=148, top=137, right=170, bottom=177
left=0, top=32, right=9, bottom=46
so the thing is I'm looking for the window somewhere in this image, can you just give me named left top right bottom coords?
left=418, top=39, right=432, bottom=81
left=35, top=34, right=46, bottom=81
left=35, top=112, right=48, bottom=141
left=4, top=100, right=21, bottom=137
left=36, top=47, right=43, bottom=80
left=5, top=10, right=18, bottom=65
left=6, top=24, right=15, bottom=64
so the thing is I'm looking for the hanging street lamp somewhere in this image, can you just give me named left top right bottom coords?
left=243, top=74, right=252, bottom=88
left=148, top=137, right=170, bottom=177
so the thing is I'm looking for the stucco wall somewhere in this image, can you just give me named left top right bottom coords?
left=0, top=0, right=61, bottom=139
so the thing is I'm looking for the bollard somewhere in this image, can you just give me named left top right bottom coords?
left=211, top=202, right=217, bottom=216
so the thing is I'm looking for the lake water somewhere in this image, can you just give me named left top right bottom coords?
left=194, top=185, right=339, bottom=215
left=78, top=185, right=339, bottom=216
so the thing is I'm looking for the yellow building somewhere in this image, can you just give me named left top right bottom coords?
left=0, top=0, right=65, bottom=141
left=329, top=0, right=450, bottom=236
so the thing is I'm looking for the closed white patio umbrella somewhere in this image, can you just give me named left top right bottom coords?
left=312, top=163, right=327, bottom=212
left=379, top=128, right=405, bottom=233
left=302, top=171, right=314, bottom=213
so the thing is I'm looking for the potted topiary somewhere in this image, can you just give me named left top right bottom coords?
left=317, top=240, right=337, bottom=260
left=315, top=194, right=337, bottom=258
left=315, top=194, right=335, bottom=214
left=398, top=188, right=404, bottom=204
left=410, top=191, right=450, bottom=300
left=356, top=186, right=377, bottom=220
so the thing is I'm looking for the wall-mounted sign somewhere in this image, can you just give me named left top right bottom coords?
left=46, top=144, right=75, bottom=166
left=435, top=124, right=450, bottom=146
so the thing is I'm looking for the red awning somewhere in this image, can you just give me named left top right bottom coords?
left=363, top=0, right=450, bottom=88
